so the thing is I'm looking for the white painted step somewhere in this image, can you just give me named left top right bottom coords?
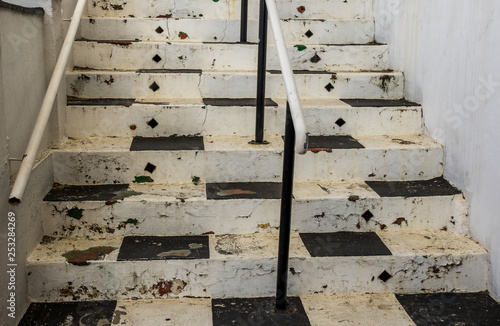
left=80, top=18, right=375, bottom=44
left=42, top=180, right=468, bottom=238
left=65, top=99, right=422, bottom=138
left=73, top=41, right=389, bottom=71
left=27, top=230, right=488, bottom=301
left=87, top=0, right=374, bottom=20
left=50, top=135, right=443, bottom=184
left=66, top=70, right=404, bottom=99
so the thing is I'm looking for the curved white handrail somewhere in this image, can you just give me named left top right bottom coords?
left=8, top=0, right=87, bottom=205
left=265, top=0, right=308, bottom=155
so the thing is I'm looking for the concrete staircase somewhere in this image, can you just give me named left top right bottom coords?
left=23, top=0, right=492, bottom=323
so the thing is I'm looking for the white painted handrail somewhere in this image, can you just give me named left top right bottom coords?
left=265, top=0, right=308, bottom=155
left=8, top=0, right=87, bottom=205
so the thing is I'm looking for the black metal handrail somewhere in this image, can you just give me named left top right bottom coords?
left=241, top=0, right=309, bottom=310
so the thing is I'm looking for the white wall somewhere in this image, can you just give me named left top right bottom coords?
left=374, top=0, right=500, bottom=300
left=0, top=4, right=57, bottom=325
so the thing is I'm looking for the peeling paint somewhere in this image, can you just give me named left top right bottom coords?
left=392, top=217, right=408, bottom=226
left=117, top=218, right=139, bottom=230
left=62, top=246, right=117, bottom=266
left=294, top=45, right=307, bottom=51
left=192, top=176, right=201, bottom=185
left=257, top=223, right=271, bottom=229
left=153, top=279, right=187, bottom=296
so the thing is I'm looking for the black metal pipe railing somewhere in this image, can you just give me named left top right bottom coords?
left=276, top=103, right=296, bottom=310
left=253, top=0, right=268, bottom=144
left=240, top=0, right=248, bottom=43
left=240, top=0, right=307, bottom=310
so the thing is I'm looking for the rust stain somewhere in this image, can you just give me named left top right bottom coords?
left=308, top=148, right=332, bottom=153
left=348, top=195, right=360, bottom=202
left=297, top=6, right=306, bottom=13
left=62, top=246, right=117, bottom=266
left=392, top=217, right=408, bottom=226
left=130, top=124, right=137, bottom=130
left=179, top=32, right=188, bottom=39
left=216, top=189, right=257, bottom=196
left=153, top=279, right=187, bottom=296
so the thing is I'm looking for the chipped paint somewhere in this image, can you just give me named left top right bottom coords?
left=216, top=189, right=257, bottom=196
left=67, top=207, right=84, bottom=220
left=157, top=243, right=204, bottom=257
left=62, top=246, right=117, bottom=266
left=192, top=176, right=201, bottom=185
left=294, top=45, right=307, bottom=51
left=348, top=195, right=360, bottom=202
left=117, top=218, right=139, bottom=230
left=308, top=147, right=332, bottom=153
left=257, top=223, right=271, bottom=229
left=134, top=176, right=154, bottom=183
left=393, top=217, right=408, bottom=226
left=179, top=31, right=188, bottom=39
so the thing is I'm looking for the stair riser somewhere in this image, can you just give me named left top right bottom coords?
left=65, top=105, right=422, bottom=138
left=87, top=0, right=374, bottom=20
left=28, top=254, right=487, bottom=301
left=42, top=195, right=467, bottom=237
left=73, top=42, right=389, bottom=71
left=66, top=72, right=404, bottom=99
left=80, top=18, right=375, bottom=44
left=51, top=147, right=443, bottom=184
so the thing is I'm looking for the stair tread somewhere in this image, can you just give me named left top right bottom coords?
left=43, top=177, right=460, bottom=203
left=20, top=293, right=500, bottom=326
left=28, top=230, right=486, bottom=265
left=53, top=134, right=439, bottom=152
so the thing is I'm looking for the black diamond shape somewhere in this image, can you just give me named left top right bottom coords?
left=149, top=82, right=160, bottom=92
left=378, top=270, right=392, bottom=282
left=155, top=26, right=164, bottom=34
left=305, top=30, right=313, bottom=38
left=325, top=83, right=334, bottom=92
left=361, top=210, right=373, bottom=222
left=147, top=118, right=159, bottom=129
left=144, top=163, right=156, bottom=173
left=310, top=54, right=321, bottom=63
left=152, top=54, right=162, bottom=63
left=335, top=118, right=346, bottom=127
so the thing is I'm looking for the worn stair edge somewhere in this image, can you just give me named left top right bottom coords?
left=27, top=230, right=488, bottom=301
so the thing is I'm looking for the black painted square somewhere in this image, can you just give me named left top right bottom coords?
left=44, top=184, right=129, bottom=202
left=341, top=99, right=420, bottom=107
left=19, top=301, right=117, bottom=326
left=149, top=81, right=160, bottom=92
left=203, top=98, right=278, bottom=107
left=335, top=118, right=346, bottom=127
left=305, top=30, right=313, bottom=38
left=378, top=270, right=392, bottom=282
left=362, top=210, right=374, bottom=222
left=117, top=235, right=210, bottom=261
left=299, top=232, right=392, bottom=257
left=155, top=26, right=164, bottom=34
left=310, top=54, right=321, bottom=63
left=307, top=135, right=364, bottom=150
left=325, top=83, right=334, bottom=92
left=147, top=118, right=159, bottom=129
left=366, top=177, right=461, bottom=197
left=207, top=182, right=282, bottom=200
left=152, top=54, right=162, bottom=63
left=397, top=292, right=500, bottom=326
left=130, top=136, right=204, bottom=151
left=144, top=163, right=156, bottom=173
left=212, top=297, right=311, bottom=326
